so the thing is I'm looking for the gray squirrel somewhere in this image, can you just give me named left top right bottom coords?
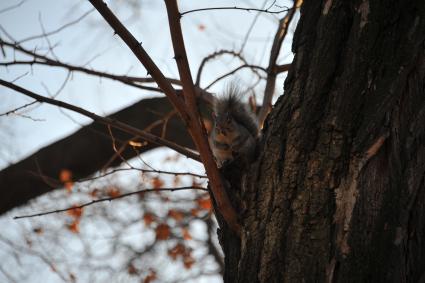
left=209, top=85, right=260, bottom=167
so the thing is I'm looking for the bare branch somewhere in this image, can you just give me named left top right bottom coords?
left=180, top=6, right=290, bottom=16
left=205, top=64, right=267, bottom=90
left=258, top=0, right=300, bottom=126
left=195, top=49, right=263, bottom=86
left=4, top=111, right=45, bottom=122
left=13, top=186, right=207, bottom=219
left=77, top=167, right=207, bottom=183
left=1, top=39, right=217, bottom=105
left=37, top=12, right=60, bottom=60
left=0, top=101, right=38, bottom=117
left=239, top=0, right=268, bottom=53
left=88, top=0, right=189, bottom=121
left=0, top=79, right=201, bottom=161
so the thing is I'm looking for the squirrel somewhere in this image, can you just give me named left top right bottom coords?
left=209, top=85, right=260, bottom=167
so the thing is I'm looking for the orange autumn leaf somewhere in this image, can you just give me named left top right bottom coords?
left=60, top=169, right=74, bottom=192
left=33, top=227, right=43, bottom=235
left=190, top=208, right=200, bottom=217
left=68, top=220, right=80, bottom=233
left=155, top=223, right=170, bottom=240
left=182, top=227, right=192, bottom=240
left=143, top=212, right=155, bottom=226
left=197, top=197, right=212, bottom=210
left=168, top=243, right=185, bottom=260
left=89, top=188, right=99, bottom=198
left=67, top=206, right=83, bottom=219
left=168, top=209, right=184, bottom=222
left=151, top=177, right=164, bottom=189
left=183, top=255, right=195, bottom=269
left=59, top=169, right=72, bottom=182
left=143, top=269, right=157, bottom=283
left=173, top=175, right=180, bottom=187
left=107, top=187, right=121, bottom=198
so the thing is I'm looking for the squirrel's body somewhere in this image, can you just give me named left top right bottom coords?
left=210, top=86, right=259, bottom=167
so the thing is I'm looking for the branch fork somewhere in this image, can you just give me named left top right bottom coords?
left=88, top=0, right=241, bottom=234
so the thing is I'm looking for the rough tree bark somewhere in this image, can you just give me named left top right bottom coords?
left=220, top=0, right=425, bottom=282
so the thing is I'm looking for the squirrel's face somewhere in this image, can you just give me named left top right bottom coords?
left=213, top=112, right=236, bottom=136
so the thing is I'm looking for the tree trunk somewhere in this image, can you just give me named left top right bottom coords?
left=220, top=0, right=425, bottom=282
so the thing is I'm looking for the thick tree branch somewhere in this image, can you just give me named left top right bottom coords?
left=0, top=95, right=193, bottom=214
left=89, top=0, right=240, bottom=231
left=165, top=0, right=241, bottom=234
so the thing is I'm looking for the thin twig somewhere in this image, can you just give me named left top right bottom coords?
left=195, top=49, right=262, bottom=86
left=0, top=101, right=38, bottom=117
left=205, top=64, right=267, bottom=90
left=239, top=0, right=268, bottom=53
left=17, top=9, right=94, bottom=44
left=0, top=0, right=26, bottom=15
left=1, top=40, right=216, bottom=101
left=107, top=124, right=134, bottom=168
left=258, top=0, right=300, bottom=126
left=13, top=186, right=207, bottom=219
left=77, top=167, right=207, bottom=183
left=181, top=6, right=290, bottom=16
left=0, top=58, right=163, bottom=93
left=0, top=25, right=16, bottom=42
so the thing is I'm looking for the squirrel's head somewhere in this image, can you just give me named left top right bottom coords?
left=212, top=111, right=236, bottom=136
